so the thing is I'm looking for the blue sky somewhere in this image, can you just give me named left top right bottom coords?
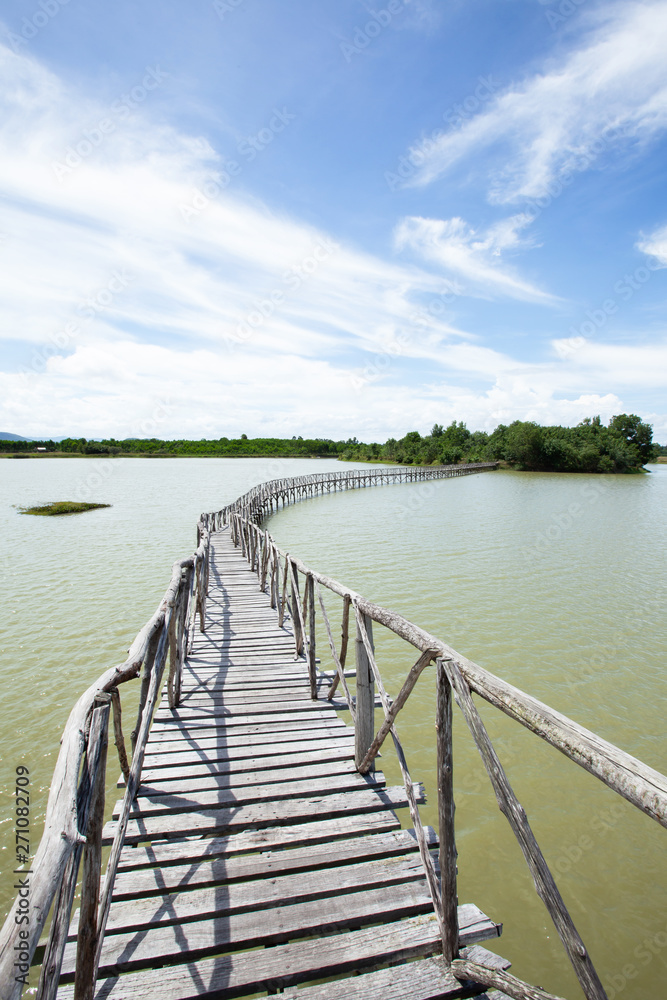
left=1, top=0, right=667, bottom=441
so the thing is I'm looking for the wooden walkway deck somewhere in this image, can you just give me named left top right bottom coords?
left=57, top=526, right=504, bottom=999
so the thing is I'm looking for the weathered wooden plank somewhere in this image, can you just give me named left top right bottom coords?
left=112, top=771, right=386, bottom=818
left=144, top=722, right=350, bottom=744
left=72, top=853, right=432, bottom=939
left=151, top=700, right=345, bottom=722
left=278, top=948, right=507, bottom=999
left=58, top=906, right=499, bottom=999
left=129, top=754, right=356, bottom=789
left=103, top=784, right=424, bottom=844
left=152, top=696, right=380, bottom=721
left=176, top=674, right=308, bottom=687
left=280, top=955, right=482, bottom=1000
left=138, top=736, right=355, bottom=769
left=62, top=881, right=437, bottom=977
left=115, top=812, right=402, bottom=871
left=112, top=827, right=437, bottom=897
left=149, top=709, right=344, bottom=730
left=142, top=724, right=352, bottom=752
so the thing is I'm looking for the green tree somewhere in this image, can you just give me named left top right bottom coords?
left=608, top=414, right=655, bottom=465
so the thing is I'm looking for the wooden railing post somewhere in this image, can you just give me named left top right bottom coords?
left=35, top=695, right=111, bottom=1000
left=436, top=658, right=459, bottom=962
left=354, top=613, right=375, bottom=772
left=290, top=560, right=304, bottom=654
left=306, top=573, right=317, bottom=699
left=73, top=694, right=111, bottom=1000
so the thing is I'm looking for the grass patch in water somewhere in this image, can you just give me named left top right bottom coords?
left=18, top=501, right=111, bottom=516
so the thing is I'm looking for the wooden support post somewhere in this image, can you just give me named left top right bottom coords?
left=73, top=694, right=111, bottom=1000
left=278, top=554, right=289, bottom=627
left=36, top=696, right=110, bottom=1000
left=442, top=657, right=608, bottom=1000
left=357, top=650, right=434, bottom=773
left=260, top=532, right=269, bottom=592
left=131, top=629, right=159, bottom=753
left=451, top=961, right=567, bottom=1000
left=327, top=594, right=350, bottom=701
left=436, top=658, right=458, bottom=963
left=290, top=560, right=304, bottom=655
left=110, top=688, right=129, bottom=784
left=354, top=612, right=375, bottom=772
left=306, top=573, right=317, bottom=699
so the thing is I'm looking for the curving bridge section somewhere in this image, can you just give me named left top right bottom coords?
left=1, top=458, right=665, bottom=1000
left=209, top=461, right=498, bottom=526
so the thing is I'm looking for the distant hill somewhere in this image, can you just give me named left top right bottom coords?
left=0, top=432, right=29, bottom=441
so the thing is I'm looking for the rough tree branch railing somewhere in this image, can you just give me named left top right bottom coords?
left=207, top=462, right=498, bottom=528
left=210, top=470, right=667, bottom=1000
left=3, top=464, right=664, bottom=1000
left=0, top=523, right=211, bottom=1000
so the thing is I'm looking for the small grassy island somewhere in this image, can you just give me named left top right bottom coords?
left=18, top=501, right=111, bottom=516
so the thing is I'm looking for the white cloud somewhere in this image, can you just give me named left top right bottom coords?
left=0, top=40, right=663, bottom=441
left=637, top=222, right=667, bottom=266
left=394, top=214, right=557, bottom=303
left=409, top=1, right=667, bottom=202
left=0, top=44, right=463, bottom=364
left=551, top=335, right=667, bottom=386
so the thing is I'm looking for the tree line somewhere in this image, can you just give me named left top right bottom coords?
left=0, top=414, right=658, bottom=472
left=341, top=414, right=657, bottom=473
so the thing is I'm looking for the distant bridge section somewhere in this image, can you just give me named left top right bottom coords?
left=212, top=461, right=499, bottom=526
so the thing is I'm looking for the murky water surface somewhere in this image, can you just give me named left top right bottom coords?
left=1, top=458, right=665, bottom=998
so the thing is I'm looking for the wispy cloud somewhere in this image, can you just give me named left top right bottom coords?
left=637, top=221, right=667, bottom=266
left=394, top=214, right=558, bottom=303
left=0, top=38, right=663, bottom=441
left=408, top=1, right=667, bottom=202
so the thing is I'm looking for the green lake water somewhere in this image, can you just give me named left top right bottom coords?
left=0, top=457, right=665, bottom=998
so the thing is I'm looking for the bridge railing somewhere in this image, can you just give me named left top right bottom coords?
left=0, top=525, right=211, bottom=1000
left=211, top=462, right=498, bottom=526
left=4, top=462, right=665, bottom=1000
left=212, top=477, right=667, bottom=1000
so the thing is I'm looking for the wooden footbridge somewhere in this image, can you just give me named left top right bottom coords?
left=1, top=464, right=666, bottom=1000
